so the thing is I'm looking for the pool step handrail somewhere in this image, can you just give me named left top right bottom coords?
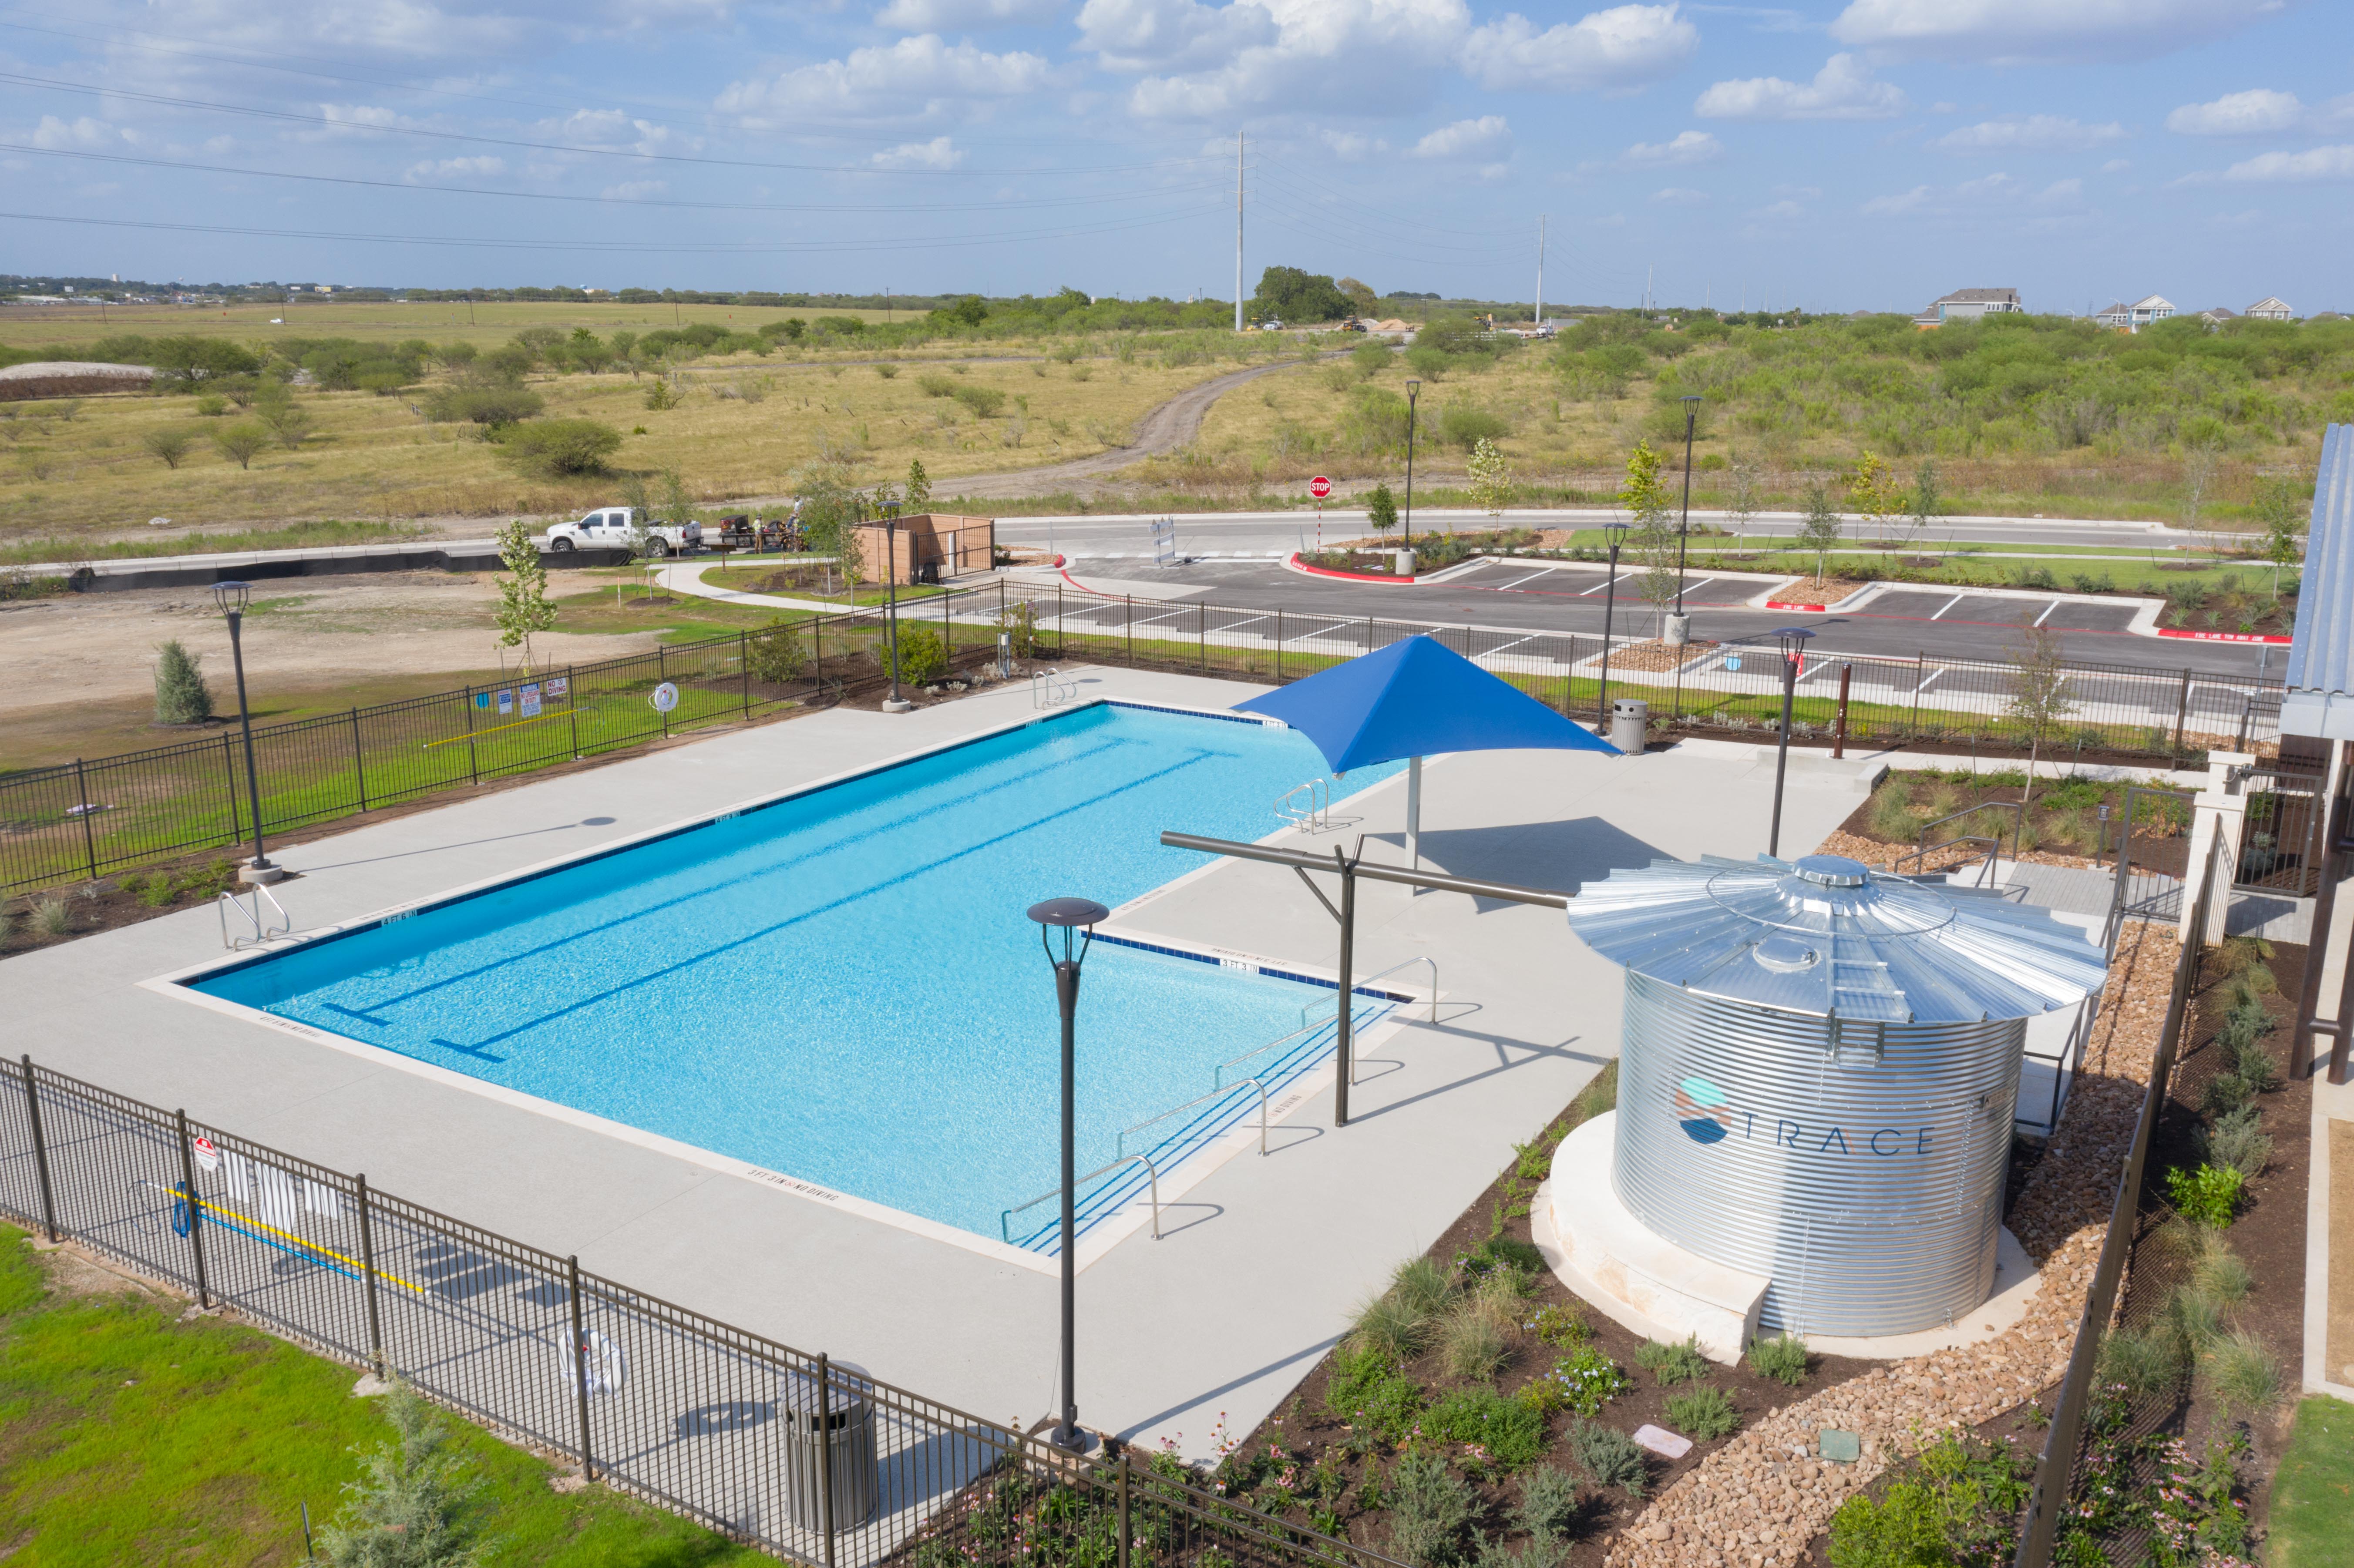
left=1275, top=778, right=1330, bottom=831
left=1000, top=1152, right=1161, bottom=1244
left=1031, top=667, right=1077, bottom=708
left=1118, top=1076, right=1272, bottom=1161
left=217, top=885, right=291, bottom=950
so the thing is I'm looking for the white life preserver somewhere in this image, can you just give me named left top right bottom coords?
left=561, top=1328, right=629, bottom=1398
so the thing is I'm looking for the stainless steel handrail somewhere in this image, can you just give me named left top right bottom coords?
left=1030, top=668, right=1076, bottom=708
left=1118, top=1077, right=1271, bottom=1159
left=216, top=885, right=290, bottom=950
left=1904, top=799, right=2024, bottom=877
left=1275, top=778, right=1329, bottom=830
left=999, top=1152, right=1161, bottom=1244
left=1896, top=833, right=2005, bottom=887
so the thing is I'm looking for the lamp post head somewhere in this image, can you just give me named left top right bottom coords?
left=212, top=580, right=251, bottom=617
left=1601, top=520, right=1631, bottom=555
left=1030, top=897, right=1110, bottom=967
left=1772, top=626, right=1816, bottom=661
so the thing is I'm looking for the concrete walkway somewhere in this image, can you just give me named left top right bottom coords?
left=2305, top=871, right=2354, bottom=1401
left=2, top=670, right=1878, bottom=1455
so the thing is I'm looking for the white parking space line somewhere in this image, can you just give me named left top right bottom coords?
left=1218, top=613, right=1273, bottom=634
left=1930, top=594, right=1966, bottom=620
left=1470, top=634, right=1540, bottom=661
left=2032, top=599, right=2060, bottom=627
left=1497, top=568, right=1560, bottom=590
left=1282, top=621, right=1345, bottom=644
left=1681, top=578, right=1717, bottom=599
left=1130, top=606, right=1197, bottom=628
left=1914, top=668, right=1946, bottom=696
left=1577, top=576, right=1621, bottom=596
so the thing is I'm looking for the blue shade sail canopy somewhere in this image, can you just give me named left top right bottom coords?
left=1563, top=853, right=2110, bottom=1024
left=1233, top=635, right=1621, bottom=772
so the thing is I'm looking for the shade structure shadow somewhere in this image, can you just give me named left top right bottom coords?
left=1370, top=815, right=1670, bottom=908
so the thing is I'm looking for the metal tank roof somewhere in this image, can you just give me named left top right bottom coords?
left=1564, top=853, right=2109, bottom=1024
left=2283, top=422, right=2354, bottom=740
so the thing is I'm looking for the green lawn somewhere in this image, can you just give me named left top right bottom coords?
left=2273, top=1395, right=2354, bottom=1568
left=0, top=1227, right=764, bottom=1566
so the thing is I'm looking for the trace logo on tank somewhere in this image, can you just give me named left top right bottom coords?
left=1671, top=1076, right=1735, bottom=1144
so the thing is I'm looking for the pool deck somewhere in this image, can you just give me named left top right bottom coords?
left=2, top=669, right=1880, bottom=1457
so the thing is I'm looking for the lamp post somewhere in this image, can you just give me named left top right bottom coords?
left=1029, top=895, right=1110, bottom=1453
left=1767, top=626, right=1815, bottom=858
left=1674, top=396, right=1702, bottom=616
left=1595, top=521, right=1631, bottom=732
left=882, top=510, right=913, bottom=713
left=1402, top=379, right=1421, bottom=549
left=212, top=581, right=274, bottom=881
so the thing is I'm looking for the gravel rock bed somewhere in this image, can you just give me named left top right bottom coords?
left=1604, top=918, right=2180, bottom=1568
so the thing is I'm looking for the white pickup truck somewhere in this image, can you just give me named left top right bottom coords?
left=541, top=507, right=699, bottom=556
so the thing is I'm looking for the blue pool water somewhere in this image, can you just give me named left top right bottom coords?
left=194, top=703, right=1401, bottom=1246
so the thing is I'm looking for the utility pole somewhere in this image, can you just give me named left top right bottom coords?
left=1535, top=215, right=1545, bottom=327
left=1645, top=264, right=1653, bottom=313
left=1234, top=131, right=1245, bottom=333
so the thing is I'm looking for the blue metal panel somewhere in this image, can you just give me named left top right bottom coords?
left=2284, top=423, right=2354, bottom=739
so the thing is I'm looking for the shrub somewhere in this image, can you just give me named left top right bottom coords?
left=496, top=418, right=623, bottom=477
left=141, top=426, right=197, bottom=468
left=152, top=639, right=214, bottom=724
left=745, top=617, right=809, bottom=684
left=2229, top=1033, right=2281, bottom=1095
left=952, top=384, right=1006, bottom=419
left=1827, top=1481, right=1948, bottom=1568
left=1352, top=1289, right=1430, bottom=1361
left=2199, top=1072, right=2252, bottom=1117
left=1564, top=1418, right=1646, bottom=1496
left=1634, top=1336, right=1710, bottom=1387
left=2166, top=1163, right=2244, bottom=1228
left=2189, top=1241, right=2252, bottom=1306
left=1439, top=406, right=1510, bottom=451
left=2196, top=1106, right=2272, bottom=1179
left=209, top=420, right=270, bottom=470
left=423, top=384, right=544, bottom=426
left=1664, top=1386, right=1740, bottom=1441
left=996, top=599, right=1041, bottom=659
left=1474, top=1539, right=1562, bottom=1568
left=1511, top=1464, right=1581, bottom=1541
left=1528, top=1303, right=1591, bottom=1349
left=1324, top=1345, right=1425, bottom=1443
left=1868, top=781, right=1919, bottom=842
left=1544, top=1346, right=1629, bottom=1417
left=1386, top=1450, right=1477, bottom=1568
left=30, top=897, right=71, bottom=938
left=316, top=1377, right=489, bottom=1567
left=918, top=373, right=958, bottom=397
left=1747, top=1333, right=1810, bottom=1387
left=2166, top=1281, right=2230, bottom=1351
left=1390, top=1255, right=1454, bottom=1318
left=2203, top=1328, right=2281, bottom=1414
left=643, top=379, right=679, bottom=411
left=889, top=624, right=948, bottom=685
left=1438, top=1298, right=1512, bottom=1382
left=1425, top=1386, right=1547, bottom=1467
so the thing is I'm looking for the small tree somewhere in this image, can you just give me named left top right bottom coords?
left=141, top=426, right=196, bottom=469
left=153, top=640, right=213, bottom=724
left=1725, top=454, right=1760, bottom=551
left=658, top=467, right=695, bottom=531
left=1367, top=481, right=1399, bottom=535
left=1621, top=440, right=1681, bottom=625
left=1796, top=480, right=1844, bottom=585
left=2005, top=626, right=2074, bottom=807
left=1466, top=437, right=1511, bottom=517
left=745, top=615, right=809, bottom=683
left=491, top=518, right=557, bottom=673
left=2253, top=473, right=2306, bottom=594
left=211, top=421, right=269, bottom=470
left=1906, top=458, right=1942, bottom=549
left=1843, top=450, right=1903, bottom=544
left=316, top=1379, right=492, bottom=1568
left=905, top=458, right=932, bottom=513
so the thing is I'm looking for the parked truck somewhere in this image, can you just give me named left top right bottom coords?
left=542, top=507, right=693, bottom=556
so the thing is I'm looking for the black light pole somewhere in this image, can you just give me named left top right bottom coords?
left=213, top=581, right=273, bottom=878
left=1766, top=626, right=1815, bottom=858
left=1402, top=379, right=1421, bottom=549
left=1595, top=520, right=1630, bottom=731
left=882, top=511, right=912, bottom=713
left=1674, top=396, right=1702, bottom=614
left=1030, top=895, right=1109, bottom=1454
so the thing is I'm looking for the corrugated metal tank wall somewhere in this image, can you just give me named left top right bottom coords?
left=1611, top=970, right=2021, bottom=1337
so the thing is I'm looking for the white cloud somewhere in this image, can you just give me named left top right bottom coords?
left=405, top=155, right=506, bottom=180
left=601, top=178, right=670, bottom=199
left=1649, top=185, right=1709, bottom=203
left=1748, top=198, right=1802, bottom=221
left=1460, top=3, right=1698, bottom=93
left=2163, top=87, right=2346, bottom=137
left=1413, top=114, right=1508, bottom=157
left=1933, top=115, right=2125, bottom=152
left=2099, top=158, right=2130, bottom=173
left=1107, top=0, right=1462, bottom=117
left=1074, top=0, right=1276, bottom=74
left=1860, top=170, right=2086, bottom=216
left=2219, top=144, right=2354, bottom=181
left=876, top=0, right=1063, bottom=27
left=1829, top=0, right=2286, bottom=65
left=1318, top=128, right=1387, bottom=158
left=1621, top=128, right=1720, bottom=165
left=30, top=115, right=124, bottom=149
left=871, top=134, right=966, bottom=168
left=1694, top=52, right=1904, bottom=120
left=718, top=35, right=1053, bottom=123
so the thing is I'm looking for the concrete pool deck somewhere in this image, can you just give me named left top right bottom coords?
left=0, top=668, right=1879, bottom=1457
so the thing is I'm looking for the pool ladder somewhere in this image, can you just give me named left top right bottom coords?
left=217, top=885, right=291, bottom=950
left=1031, top=668, right=1077, bottom=709
left=1275, top=778, right=1331, bottom=831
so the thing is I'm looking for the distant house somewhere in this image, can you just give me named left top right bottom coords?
left=2311, top=311, right=2347, bottom=322
left=2198, top=306, right=2239, bottom=324
left=2095, top=295, right=2175, bottom=330
left=1912, top=287, right=2023, bottom=327
left=2245, top=296, right=2293, bottom=321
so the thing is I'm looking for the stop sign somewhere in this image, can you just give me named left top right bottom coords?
left=1309, top=476, right=1332, bottom=499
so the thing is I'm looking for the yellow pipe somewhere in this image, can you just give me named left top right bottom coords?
left=419, top=706, right=576, bottom=750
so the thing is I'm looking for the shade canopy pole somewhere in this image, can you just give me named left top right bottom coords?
left=1407, top=756, right=1423, bottom=875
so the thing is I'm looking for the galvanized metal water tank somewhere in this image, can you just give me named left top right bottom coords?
left=1566, top=853, right=2109, bottom=1337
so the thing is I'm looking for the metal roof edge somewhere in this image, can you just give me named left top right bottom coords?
left=2284, top=423, right=2354, bottom=726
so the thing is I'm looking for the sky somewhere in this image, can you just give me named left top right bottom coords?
left=2, top=0, right=2350, bottom=312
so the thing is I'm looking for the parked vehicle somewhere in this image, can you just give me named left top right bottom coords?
left=542, top=507, right=689, bottom=556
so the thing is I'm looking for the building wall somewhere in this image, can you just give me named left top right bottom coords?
left=849, top=514, right=997, bottom=584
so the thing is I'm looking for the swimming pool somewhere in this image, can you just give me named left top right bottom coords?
left=187, top=702, right=1404, bottom=1252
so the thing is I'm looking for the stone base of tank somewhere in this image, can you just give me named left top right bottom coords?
left=1534, top=1111, right=1766, bottom=1364
left=1533, top=1110, right=2045, bottom=1363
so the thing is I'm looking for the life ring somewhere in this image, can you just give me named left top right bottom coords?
left=561, top=1328, right=629, bottom=1398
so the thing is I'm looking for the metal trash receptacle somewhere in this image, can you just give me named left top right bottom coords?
left=780, top=1359, right=879, bottom=1529
left=1610, top=698, right=1648, bottom=755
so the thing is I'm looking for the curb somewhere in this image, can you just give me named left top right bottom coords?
left=2153, top=627, right=2292, bottom=645
left=1281, top=551, right=1416, bottom=586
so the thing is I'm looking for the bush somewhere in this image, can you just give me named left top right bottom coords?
left=2096, top=1322, right=2186, bottom=1400
left=424, top=385, right=544, bottom=427
left=1324, top=1345, right=1425, bottom=1443
left=152, top=639, right=214, bottom=724
left=211, top=421, right=270, bottom=470
left=1425, top=1386, right=1547, bottom=1467
left=496, top=418, right=623, bottom=477
left=918, top=373, right=958, bottom=397
left=1868, top=781, right=1919, bottom=841
left=1543, top=1346, right=1629, bottom=1417
left=952, top=384, right=1006, bottom=419
left=1747, top=1333, right=1810, bottom=1387
left=745, top=617, right=808, bottom=684
left=1386, top=1450, right=1477, bottom=1567
left=1634, top=1336, right=1710, bottom=1387
left=316, top=1378, right=489, bottom=1567
left=1390, top=1255, right=1454, bottom=1318
left=643, top=380, right=679, bottom=411
left=888, top=624, right=948, bottom=685
left=2199, top=1071, right=2253, bottom=1117
left=1564, top=1418, right=1647, bottom=1496
left=30, top=897, right=71, bottom=939
left=1511, top=1464, right=1581, bottom=1541
left=1664, top=1386, right=1739, bottom=1441
left=2166, top=1163, right=2245, bottom=1228
left=1827, top=1481, right=1949, bottom=1568
left=141, top=426, right=197, bottom=468
left=1438, top=1298, right=1512, bottom=1382
left=2196, top=1106, right=2273, bottom=1179
left=1438, top=405, right=1510, bottom=451
left=1528, top=1303, right=1591, bottom=1349
left=2203, top=1328, right=2281, bottom=1414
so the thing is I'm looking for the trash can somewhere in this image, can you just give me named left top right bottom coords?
left=780, top=1360, right=879, bottom=1529
left=1393, top=548, right=1415, bottom=577
left=1610, top=698, right=1648, bottom=755
left=1663, top=613, right=1691, bottom=647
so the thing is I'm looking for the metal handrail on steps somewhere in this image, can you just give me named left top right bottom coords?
left=1275, top=778, right=1330, bottom=831
left=1000, top=1152, right=1161, bottom=1244
left=217, top=884, right=290, bottom=950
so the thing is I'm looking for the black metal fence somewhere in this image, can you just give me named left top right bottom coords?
left=0, top=1052, right=1406, bottom=1568
left=2, top=575, right=2293, bottom=895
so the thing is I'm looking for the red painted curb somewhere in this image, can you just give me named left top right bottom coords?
left=2155, top=627, right=2291, bottom=645
left=1765, top=600, right=1828, bottom=613
left=1284, top=551, right=1416, bottom=585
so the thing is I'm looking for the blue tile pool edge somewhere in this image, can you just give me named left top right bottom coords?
left=144, top=692, right=1419, bottom=1276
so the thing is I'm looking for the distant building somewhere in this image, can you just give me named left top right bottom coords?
left=2198, top=306, right=2239, bottom=324
left=1912, top=287, right=2022, bottom=328
left=2095, top=295, right=2175, bottom=329
left=2246, top=296, right=2293, bottom=321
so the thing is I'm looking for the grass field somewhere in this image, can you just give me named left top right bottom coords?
left=2272, top=1397, right=2354, bottom=1568
left=0, top=298, right=907, bottom=352
left=0, top=1226, right=761, bottom=1565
